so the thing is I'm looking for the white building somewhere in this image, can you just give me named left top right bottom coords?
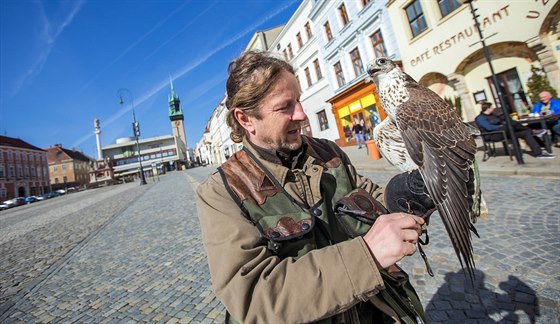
left=102, top=135, right=187, bottom=179
left=308, top=0, right=402, bottom=146
left=269, top=0, right=338, bottom=141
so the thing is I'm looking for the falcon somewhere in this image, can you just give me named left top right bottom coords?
left=367, top=57, right=483, bottom=281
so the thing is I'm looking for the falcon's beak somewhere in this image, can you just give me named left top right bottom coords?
left=367, top=63, right=380, bottom=77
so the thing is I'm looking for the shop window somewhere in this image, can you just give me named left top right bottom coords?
left=338, top=3, right=349, bottom=27
left=333, top=61, right=345, bottom=87
left=438, top=0, right=461, bottom=18
left=405, top=0, right=428, bottom=37
left=324, top=21, right=333, bottom=42
left=305, top=22, right=313, bottom=39
left=317, top=110, right=329, bottom=131
left=350, top=47, right=364, bottom=76
left=313, top=59, right=322, bottom=80
left=296, top=32, right=303, bottom=49
left=370, top=30, right=387, bottom=58
left=304, top=67, right=312, bottom=88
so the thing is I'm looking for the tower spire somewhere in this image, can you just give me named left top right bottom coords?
left=169, top=74, right=176, bottom=100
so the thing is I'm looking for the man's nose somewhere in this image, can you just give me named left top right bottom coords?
left=292, top=102, right=308, bottom=121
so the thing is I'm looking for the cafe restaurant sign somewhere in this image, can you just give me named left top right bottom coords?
left=410, top=3, right=547, bottom=67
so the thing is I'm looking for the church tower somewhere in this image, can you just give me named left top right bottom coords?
left=168, top=78, right=188, bottom=155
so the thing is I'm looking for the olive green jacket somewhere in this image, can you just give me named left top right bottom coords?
left=196, top=136, right=402, bottom=323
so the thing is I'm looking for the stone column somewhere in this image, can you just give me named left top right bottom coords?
left=447, top=73, right=477, bottom=121
left=527, top=35, right=560, bottom=93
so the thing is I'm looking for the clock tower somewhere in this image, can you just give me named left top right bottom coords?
left=168, top=78, right=188, bottom=155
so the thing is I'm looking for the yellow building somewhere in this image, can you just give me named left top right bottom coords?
left=385, top=0, right=559, bottom=120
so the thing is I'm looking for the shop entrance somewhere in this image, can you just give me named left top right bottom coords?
left=487, top=68, right=529, bottom=116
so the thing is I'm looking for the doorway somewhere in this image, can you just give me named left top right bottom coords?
left=487, top=68, right=529, bottom=115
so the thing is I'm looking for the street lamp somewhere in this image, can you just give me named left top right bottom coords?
left=117, top=88, right=147, bottom=185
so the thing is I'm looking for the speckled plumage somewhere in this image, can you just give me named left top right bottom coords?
left=368, top=58, right=481, bottom=281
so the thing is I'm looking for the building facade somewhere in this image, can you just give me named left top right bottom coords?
left=269, top=0, right=338, bottom=141
left=101, top=135, right=188, bottom=180
left=46, top=144, right=93, bottom=190
left=309, top=0, right=402, bottom=146
left=0, top=135, right=50, bottom=199
left=385, top=0, right=560, bottom=120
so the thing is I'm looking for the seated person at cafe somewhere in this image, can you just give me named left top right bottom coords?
left=475, top=102, right=556, bottom=159
left=530, top=91, right=560, bottom=147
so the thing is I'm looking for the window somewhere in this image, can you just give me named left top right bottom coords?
left=405, top=0, right=428, bottom=37
left=333, top=61, right=345, bottom=87
left=55, top=177, right=59, bottom=184
left=24, top=166, right=29, bottom=178
left=295, top=75, right=301, bottom=90
left=324, top=21, right=333, bottom=42
left=296, top=32, right=303, bottom=49
left=339, top=3, right=349, bottom=27
left=9, top=166, right=14, bottom=177
left=17, top=166, right=22, bottom=178
left=438, top=0, right=461, bottom=17
left=350, top=47, right=364, bottom=76
left=304, top=67, right=312, bottom=87
left=0, top=166, right=4, bottom=178
left=304, top=22, right=313, bottom=39
left=0, top=188, right=6, bottom=198
left=317, top=110, right=329, bottom=131
left=287, top=43, right=294, bottom=59
left=63, top=176, right=67, bottom=183
left=283, top=49, right=288, bottom=61
left=313, top=59, right=323, bottom=80
left=361, top=0, right=370, bottom=7
left=62, top=164, right=66, bottom=170
left=370, top=30, right=387, bottom=58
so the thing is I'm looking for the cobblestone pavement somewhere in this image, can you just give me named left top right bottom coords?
left=363, top=172, right=560, bottom=324
left=1, top=168, right=558, bottom=323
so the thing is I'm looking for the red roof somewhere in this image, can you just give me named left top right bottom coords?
left=0, top=135, right=45, bottom=152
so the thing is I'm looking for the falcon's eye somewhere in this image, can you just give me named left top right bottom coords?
left=377, top=58, right=386, bottom=65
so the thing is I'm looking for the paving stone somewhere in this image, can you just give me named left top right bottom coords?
left=1, top=170, right=558, bottom=323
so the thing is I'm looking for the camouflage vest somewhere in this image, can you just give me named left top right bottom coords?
left=218, top=139, right=426, bottom=324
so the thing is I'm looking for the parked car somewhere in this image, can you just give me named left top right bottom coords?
left=2, top=197, right=26, bottom=208
left=0, top=203, right=9, bottom=210
left=56, top=189, right=66, bottom=195
left=25, top=196, right=38, bottom=204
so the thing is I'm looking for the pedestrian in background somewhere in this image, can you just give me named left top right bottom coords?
left=475, top=102, right=555, bottom=159
left=530, top=91, right=560, bottom=147
left=352, top=120, right=366, bottom=149
left=196, top=51, right=435, bottom=323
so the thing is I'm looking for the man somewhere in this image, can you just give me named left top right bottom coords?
left=530, top=91, right=560, bottom=147
left=196, top=51, right=433, bottom=323
left=475, top=102, right=555, bottom=159
left=352, top=120, right=366, bottom=149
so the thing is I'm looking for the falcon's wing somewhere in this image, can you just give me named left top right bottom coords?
left=397, top=79, right=478, bottom=280
left=373, top=117, right=417, bottom=172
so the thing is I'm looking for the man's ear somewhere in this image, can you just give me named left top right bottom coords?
left=233, top=108, right=255, bottom=133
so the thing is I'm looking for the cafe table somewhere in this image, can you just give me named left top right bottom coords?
left=517, top=113, right=559, bottom=153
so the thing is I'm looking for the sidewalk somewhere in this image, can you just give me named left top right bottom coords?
left=341, top=139, right=560, bottom=178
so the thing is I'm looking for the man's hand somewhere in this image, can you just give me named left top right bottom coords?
left=362, top=213, right=424, bottom=269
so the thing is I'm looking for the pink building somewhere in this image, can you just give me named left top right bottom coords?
left=0, top=135, right=50, bottom=200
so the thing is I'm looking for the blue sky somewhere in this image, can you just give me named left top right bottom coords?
left=0, top=0, right=300, bottom=158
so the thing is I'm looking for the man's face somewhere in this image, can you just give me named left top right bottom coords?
left=539, top=92, right=551, bottom=104
left=245, top=70, right=308, bottom=153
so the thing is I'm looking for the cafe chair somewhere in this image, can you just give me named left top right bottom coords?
left=467, top=122, right=513, bottom=162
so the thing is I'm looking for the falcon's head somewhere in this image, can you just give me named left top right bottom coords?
left=366, top=57, right=407, bottom=119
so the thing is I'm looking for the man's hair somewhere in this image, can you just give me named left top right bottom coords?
left=480, top=102, right=493, bottom=112
left=225, top=51, right=295, bottom=143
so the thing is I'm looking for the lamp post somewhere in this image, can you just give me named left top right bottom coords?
left=465, top=0, right=524, bottom=164
left=117, top=88, right=147, bottom=185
